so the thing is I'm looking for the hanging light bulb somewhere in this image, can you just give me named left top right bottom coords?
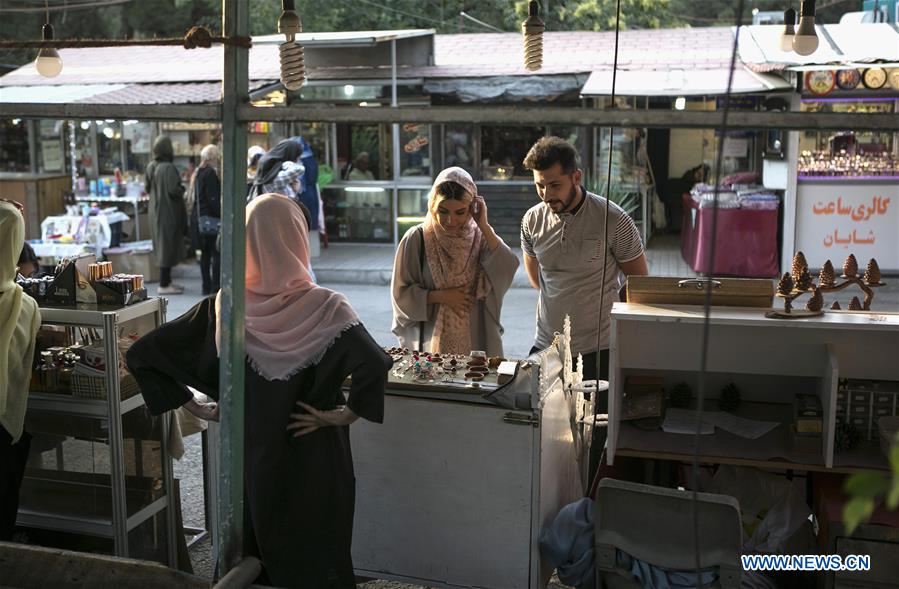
left=278, top=0, right=305, bottom=91
left=522, top=0, right=545, bottom=71
left=35, top=23, right=63, bottom=78
left=779, top=8, right=796, bottom=52
left=792, top=0, right=819, bottom=56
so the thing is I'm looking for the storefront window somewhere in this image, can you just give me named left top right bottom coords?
left=37, top=120, right=65, bottom=174
left=480, top=126, right=545, bottom=181
left=798, top=99, right=896, bottom=178
left=443, top=124, right=476, bottom=176
left=322, top=185, right=392, bottom=242
left=336, top=123, right=392, bottom=181
left=399, top=123, right=431, bottom=179
left=0, top=119, right=30, bottom=172
left=96, top=120, right=123, bottom=176
left=397, top=187, right=430, bottom=237
left=123, top=121, right=152, bottom=174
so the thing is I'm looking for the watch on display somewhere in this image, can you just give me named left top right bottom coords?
left=805, top=70, right=836, bottom=95
left=861, top=68, right=887, bottom=90
left=887, top=69, right=899, bottom=91
left=835, top=69, right=861, bottom=91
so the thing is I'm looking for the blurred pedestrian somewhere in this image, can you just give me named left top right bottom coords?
left=145, top=136, right=187, bottom=294
left=188, top=144, right=222, bottom=296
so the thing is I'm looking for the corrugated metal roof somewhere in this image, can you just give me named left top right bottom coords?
left=0, top=81, right=272, bottom=105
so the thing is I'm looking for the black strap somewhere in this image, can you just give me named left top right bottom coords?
left=417, top=225, right=425, bottom=353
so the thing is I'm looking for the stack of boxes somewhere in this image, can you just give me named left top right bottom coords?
left=836, top=379, right=899, bottom=442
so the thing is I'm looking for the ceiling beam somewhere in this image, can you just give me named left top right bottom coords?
left=2, top=101, right=896, bottom=131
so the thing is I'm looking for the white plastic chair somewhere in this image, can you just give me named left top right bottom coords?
left=595, top=478, right=743, bottom=589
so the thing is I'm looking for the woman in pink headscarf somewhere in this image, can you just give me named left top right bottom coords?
left=218, top=193, right=390, bottom=587
left=391, top=167, right=519, bottom=356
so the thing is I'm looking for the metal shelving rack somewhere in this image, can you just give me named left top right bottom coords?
left=19, top=298, right=176, bottom=566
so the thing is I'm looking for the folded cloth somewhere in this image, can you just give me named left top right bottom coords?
left=616, top=550, right=718, bottom=589
left=539, top=497, right=596, bottom=589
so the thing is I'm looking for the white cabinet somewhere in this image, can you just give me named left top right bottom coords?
left=351, top=351, right=582, bottom=589
left=607, top=303, right=899, bottom=473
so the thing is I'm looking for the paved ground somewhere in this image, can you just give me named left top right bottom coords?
left=154, top=234, right=898, bottom=585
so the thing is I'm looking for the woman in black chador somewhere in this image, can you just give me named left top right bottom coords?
left=128, top=193, right=390, bottom=587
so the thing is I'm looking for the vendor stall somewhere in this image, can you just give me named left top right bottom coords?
left=791, top=82, right=898, bottom=273
left=352, top=343, right=584, bottom=589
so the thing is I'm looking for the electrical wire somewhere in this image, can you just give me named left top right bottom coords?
left=689, top=0, right=746, bottom=582
left=586, top=0, right=621, bottom=501
left=0, top=0, right=131, bottom=13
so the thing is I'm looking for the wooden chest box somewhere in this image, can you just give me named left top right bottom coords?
left=626, top=276, right=774, bottom=308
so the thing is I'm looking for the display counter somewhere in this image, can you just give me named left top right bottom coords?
left=794, top=177, right=898, bottom=273
left=607, top=302, right=899, bottom=473
left=680, top=193, right=780, bottom=277
left=351, top=346, right=583, bottom=589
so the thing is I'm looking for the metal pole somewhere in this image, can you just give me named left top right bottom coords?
left=217, top=0, right=249, bottom=577
left=27, top=119, right=38, bottom=173
left=104, top=311, right=128, bottom=557
left=391, top=39, right=400, bottom=247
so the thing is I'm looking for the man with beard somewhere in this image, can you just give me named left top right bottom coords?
left=521, top=137, right=648, bottom=383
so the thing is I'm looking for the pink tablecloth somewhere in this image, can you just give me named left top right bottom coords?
left=680, top=193, right=780, bottom=278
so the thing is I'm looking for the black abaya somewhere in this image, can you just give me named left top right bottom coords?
left=243, top=324, right=389, bottom=588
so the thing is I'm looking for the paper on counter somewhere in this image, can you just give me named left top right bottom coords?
left=662, top=408, right=714, bottom=435
left=702, top=411, right=779, bottom=440
left=660, top=408, right=779, bottom=439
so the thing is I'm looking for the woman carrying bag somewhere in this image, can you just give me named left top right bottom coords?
left=188, top=145, right=222, bottom=296
left=391, top=167, right=518, bottom=356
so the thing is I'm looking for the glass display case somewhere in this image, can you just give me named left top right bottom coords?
left=396, top=187, right=431, bottom=238
left=798, top=99, right=897, bottom=179
left=322, top=184, right=393, bottom=242
left=19, top=299, right=177, bottom=565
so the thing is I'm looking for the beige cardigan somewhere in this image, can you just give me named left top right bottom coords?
left=390, top=224, right=518, bottom=357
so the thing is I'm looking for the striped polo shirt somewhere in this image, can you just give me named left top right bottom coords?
left=521, top=189, right=644, bottom=354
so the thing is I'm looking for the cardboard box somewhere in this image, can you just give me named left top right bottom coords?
left=104, top=247, right=160, bottom=283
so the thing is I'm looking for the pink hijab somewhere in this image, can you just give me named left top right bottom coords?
left=422, top=167, right=488, bottom=355
left=216, top=193, right=359, bottom=381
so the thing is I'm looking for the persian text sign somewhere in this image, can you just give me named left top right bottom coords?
left=796, top=181, right=899, bottom=272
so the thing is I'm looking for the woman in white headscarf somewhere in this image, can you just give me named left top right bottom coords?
left=390, top=167, right=518, bottom=356
left=0, top=200, right=41, bottom=540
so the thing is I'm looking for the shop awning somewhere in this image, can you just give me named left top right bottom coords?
left=579, top=67, right=791, bottom=97
left=0, top=81, right=274, bottom=105
left=738, top=23, right=899, bottom=72
left=424, top=74, right=588, bottom=103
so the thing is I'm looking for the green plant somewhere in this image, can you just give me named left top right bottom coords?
left=842, top=431, right=899, bottom=534
left=585, top=177, right=640, bottom=217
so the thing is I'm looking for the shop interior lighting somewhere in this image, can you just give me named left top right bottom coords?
left=278, top=0, right=306, bottom=91
left=35, top=14, right=63, bottom=78
left=102, top=127, right=115, bottom=139
left=522, top=0, right=544, bottom=71
left=344, top=84, right=355, bottom=97
left=79, top=121, right=90, bottom=130
left=674, top=96, right=687, bottom=110
left=779, top=7, right=796, bottom=52
left=344, top=186, right=386, bottom=192
left=792, top=0, right=819, bottom=56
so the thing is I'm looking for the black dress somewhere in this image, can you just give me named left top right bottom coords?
left=127, top=301, right=391, bottom=587
left=243, top=324, right=390, bottom=587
